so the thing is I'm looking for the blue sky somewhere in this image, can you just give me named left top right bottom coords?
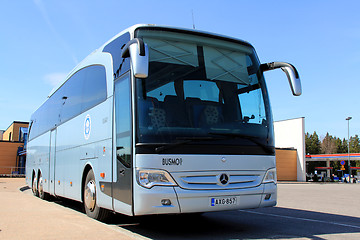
left=1, top=0, right=359, bottom=139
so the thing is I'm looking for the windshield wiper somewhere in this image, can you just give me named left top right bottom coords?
left=153, top=136, right=223, bottom=153
left=208, top=132, right=274, bottom=154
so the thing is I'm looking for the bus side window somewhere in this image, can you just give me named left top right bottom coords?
left=60, top=71, right=83, bottom=123
left=82, top=65, right=107, bottom=112
left=103, top=32, right=131, bottom=78
left=60, top=65, right=107, bottom=123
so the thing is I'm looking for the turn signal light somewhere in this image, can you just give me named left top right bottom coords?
left=100, top=173, right=105, bottom=178
left=265, top=194, right=271, bottom=200
left=161, top=199, right=172, bottom=206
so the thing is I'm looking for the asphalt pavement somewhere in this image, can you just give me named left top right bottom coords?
left=1, top=178, right=360, bottom=239
left=0, top=178, right=142, bottom=240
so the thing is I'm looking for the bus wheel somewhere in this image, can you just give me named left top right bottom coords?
left=38, top=172, right=49, bottom=200
left=83, top=169, right=109, bottom=221
left=32, top=173, right=39, bottom=197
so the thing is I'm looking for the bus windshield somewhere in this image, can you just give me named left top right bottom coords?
left=135, top=29, right=274, bottom=155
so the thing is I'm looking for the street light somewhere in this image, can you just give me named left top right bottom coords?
left=346, top=116, right=352, bottom=182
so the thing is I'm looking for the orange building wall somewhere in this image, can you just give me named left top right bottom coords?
left=276, top=149, right=298, bottom=181
left=2, top=125, right=13, bottom=141
left=3, top=122, right=29, bottom=142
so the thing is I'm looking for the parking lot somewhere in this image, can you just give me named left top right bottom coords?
left=1, top=178, right=360, bottom=240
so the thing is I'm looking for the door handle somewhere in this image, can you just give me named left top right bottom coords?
left=119, top=168, right=125, bottom=176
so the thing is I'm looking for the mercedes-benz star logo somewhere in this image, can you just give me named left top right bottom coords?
left=218, top=173, right=229, bottom=186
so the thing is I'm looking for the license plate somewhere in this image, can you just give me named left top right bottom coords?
left=210, top=196, right=238, bottom=206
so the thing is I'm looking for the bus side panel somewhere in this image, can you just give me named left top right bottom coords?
left=95, top=138, right=113, bottom=210
left=54, top=126, right=80, bottom=199
left=26, top=132, right=51, bottom=191
left=54, top=99, right=113, bottom=208
left=26, top=139, right=36, bottom=186
left=49, top=129, right=56, bottom=195
left=55, top=111, right=87, bottom=200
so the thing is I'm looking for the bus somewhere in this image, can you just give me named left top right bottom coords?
left=26, top=24, right=301, bottom=220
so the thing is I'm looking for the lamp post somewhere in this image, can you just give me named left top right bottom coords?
left=346, top=117, right=352, bottom=182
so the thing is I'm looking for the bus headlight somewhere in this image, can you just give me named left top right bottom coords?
left=263, top=168, right=277, bottom=184
left=136, top=169, right=177, bottom=189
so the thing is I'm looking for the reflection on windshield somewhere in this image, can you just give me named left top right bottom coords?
left=135, top=29, right=273, bottom=153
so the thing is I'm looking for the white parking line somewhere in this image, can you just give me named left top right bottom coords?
left=239, top=210, right=360, bottom=230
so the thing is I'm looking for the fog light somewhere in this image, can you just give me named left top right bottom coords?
left=161, top=199, right=172, bottom=206
left=265, top=194, right=271, bottom=200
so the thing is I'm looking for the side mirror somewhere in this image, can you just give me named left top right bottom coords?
left=121, top=38, right=149, bottom=78
left=261, top=62, right=302, bottom=96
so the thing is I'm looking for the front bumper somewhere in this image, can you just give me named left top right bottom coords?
left=133, top=182, right=277, bottom=216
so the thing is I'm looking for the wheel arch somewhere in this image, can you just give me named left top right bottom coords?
left=37, top=168, right=42, bottom=179
left=81, top=163, right=94, bottom=203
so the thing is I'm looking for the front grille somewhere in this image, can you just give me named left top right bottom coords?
left=171, top=171, right=264, bottom=190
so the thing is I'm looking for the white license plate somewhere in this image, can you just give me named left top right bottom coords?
left=210, top=196, right=238, bottom=206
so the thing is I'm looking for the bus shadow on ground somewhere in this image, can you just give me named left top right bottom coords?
left=109, top=208, right=360, bottom=240
left=39, top=194, right=360, bottom=240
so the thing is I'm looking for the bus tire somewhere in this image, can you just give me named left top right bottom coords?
left=32, top=172, right=39, bottom=197
left=38, top=172, right=49, bottom=200
left=83, top=169, right=109, bottom=221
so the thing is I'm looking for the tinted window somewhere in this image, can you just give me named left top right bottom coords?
left=60, top=70, right=83, bottom=123
left=103, top=32, right=130, bottom=78
left=30, top=85, right=64, bottom=138
left=29, top=65, right=107, bottom=140
left=147, top=81, right=176, bottom=101
left=61, top=65, right=106, bottom=123
left=184, top=80, right=219, bottom=102
left=135, top=29, right=274, bottom=155
left=82, top=65, right=107, bottom=111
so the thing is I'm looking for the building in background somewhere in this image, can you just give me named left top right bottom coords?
left=274, top=117, right=306, bottom=182
left=0, top=121, right=29, bottom=176
left=2, top=121, right=29, bottom=142
left=0, top=130, right=4, bottom=140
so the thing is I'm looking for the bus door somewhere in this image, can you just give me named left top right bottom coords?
left=49, top=128, right=56, bottom=195
left=112, top=73, right=133, bottom=215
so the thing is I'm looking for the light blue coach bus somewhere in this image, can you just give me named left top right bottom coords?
left=26, top=24, right=301, bottom=220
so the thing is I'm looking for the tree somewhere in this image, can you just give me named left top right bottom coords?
left=321, top=132, right=337, bottom=154
left=305, top=131, right=360, bottom=173
left=336, top=138, right=348, bottom=153
left=305, top=131, right=321, bottom=154
left=348, top=135, right=360, bottom=168
left=349, top=135, right=360, bottom=153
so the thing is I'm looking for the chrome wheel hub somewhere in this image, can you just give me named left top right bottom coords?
left=84, top=180, right=96, bottom=211
left=32, top=177, right=37, bottom=192
left=38, top=175, right=44, bottom=196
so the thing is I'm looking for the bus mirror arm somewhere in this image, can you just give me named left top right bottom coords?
left=260, top=62, right=302, bottom=96
left=121, top=38, right=149, bottom=79
left=121, top=38, right=145, bottom=58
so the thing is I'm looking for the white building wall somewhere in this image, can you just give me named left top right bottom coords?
left=274, top=117, right=306, bottom=182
